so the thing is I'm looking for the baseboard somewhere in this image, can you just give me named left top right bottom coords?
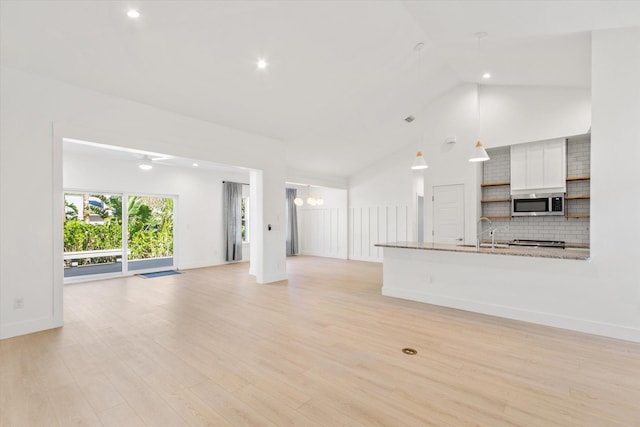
left=347, top=255, right=382, bottom=263
left=179, top=260, right=225, bottom=270
left=259, top=273, right=288, bottom=284
left=382, top=287, right=640, bottom=343
left=0, top=316, right=62, bottom=340
left=299, top=251, right=348, bottom=260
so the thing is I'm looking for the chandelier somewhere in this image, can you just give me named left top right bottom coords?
left=294, top=185, right=323, bottom=206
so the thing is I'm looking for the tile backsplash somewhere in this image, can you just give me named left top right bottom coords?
left=481, top=136, right=590, bottom=246
left=567, top=134, right=590, bottom=178
left=486, top=216, right=589, bottom=245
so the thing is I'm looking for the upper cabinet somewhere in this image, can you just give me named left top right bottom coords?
left=511, top=138, right=566, bottom=195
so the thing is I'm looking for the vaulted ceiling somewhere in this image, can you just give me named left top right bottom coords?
left=2, top=1, right=639, bottom=178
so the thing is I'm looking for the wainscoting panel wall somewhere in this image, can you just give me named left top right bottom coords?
left=348, top=205, right=409, bottom=262
left=298, top=207, right=346, bottom=259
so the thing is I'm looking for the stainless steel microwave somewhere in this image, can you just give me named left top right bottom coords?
left=512, top=193, right=564, bottom=216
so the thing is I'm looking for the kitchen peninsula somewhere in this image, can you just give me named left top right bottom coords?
left=375, top=241, right=595, bottom=333
left=376, top=241, right=590, bottom=260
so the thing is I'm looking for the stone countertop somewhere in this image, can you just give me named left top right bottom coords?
left=375, top=242, right=590, bottom=261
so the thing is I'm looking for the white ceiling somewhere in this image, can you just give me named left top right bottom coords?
left=2, top=1, right=639, bottom=179
left=63, top=138, right=250, bottom=175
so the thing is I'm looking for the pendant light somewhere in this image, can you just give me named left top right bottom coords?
left=409, top=42, right=429, bottom=170
left=469, top=141, right=490, bottom=162
left=412, top=151, right=428, bottom=170
left=469, top=32, right=490, bottom=163
left=293, top=185, right=323, bottom=206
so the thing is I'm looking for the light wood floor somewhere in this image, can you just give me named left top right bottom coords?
left=2, top=256, right=640, bottom=426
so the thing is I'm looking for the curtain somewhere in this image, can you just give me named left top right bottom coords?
left=224, top=182, right=243, bottom=261
left=285, top=188, right=299, bottom=256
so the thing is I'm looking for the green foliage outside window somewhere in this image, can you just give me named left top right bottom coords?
left=63, top=194, right=173, bottom=266
left=64, top=220, right=122, bottom=253
left=127, top=196, right=173, bottom=260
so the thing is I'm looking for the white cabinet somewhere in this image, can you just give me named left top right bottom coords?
left=543, top=140, right=566, bottom=189
left=511, top=138, right=566, bottom=195
left=525, top=142, right=545, bottom=190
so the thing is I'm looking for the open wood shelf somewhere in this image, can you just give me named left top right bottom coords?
left=565, top=195, right=590, bottom=200
left=566, top=215, right=590, bottom=218
left=481, top=181, right=510, bottom=187
left=566, top=176, right=590, bottom=181
left=481, top=215, right=512, bottom=219
left=481, top=198, right=511, bottom=203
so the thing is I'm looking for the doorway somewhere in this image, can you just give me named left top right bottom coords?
left=63, top=191, right=176, bottom=280
left=432, top=184, right=464, bottom=244
left=126, top=194, right=175, bottom=271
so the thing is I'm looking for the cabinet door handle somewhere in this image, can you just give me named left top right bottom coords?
left=456, top=238, right=463, bottom=241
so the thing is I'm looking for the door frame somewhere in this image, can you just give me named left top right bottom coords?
left=124, top=192, right=178, bottom=275
left=62, top=187, right=178, bottom=284
left=432, top=183, right=465, bottom=244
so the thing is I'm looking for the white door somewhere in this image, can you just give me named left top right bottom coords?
left=433, top=184, right=464, bottom=244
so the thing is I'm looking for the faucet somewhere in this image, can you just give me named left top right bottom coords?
left=477, top=217, right=494, bottom=249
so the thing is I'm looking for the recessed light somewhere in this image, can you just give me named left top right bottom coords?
left=257, top=58, right=268, bottom=70
left=192, top=163, right=199, bottom=167
left=127, top=9, right=140, bottom=19
left=483, top=72, right=491, bottom=79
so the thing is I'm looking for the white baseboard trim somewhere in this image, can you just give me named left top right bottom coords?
left=0, top=316, right=62, bottom=340
left=259, top=273, right=288, bottom=284
left=383, top=287, right=640, bottom=343
left=299, top=252, right=347, bottom=260
left=347, top=256, right=382, bottom=263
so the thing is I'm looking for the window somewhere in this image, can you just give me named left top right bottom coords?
left=241, top=196, right=249, bottom=243
left=63, top=192, right=123, bottom=277
left=127, top=195, right=174, bottom=265
left=63, top=191, right=176, bottom=278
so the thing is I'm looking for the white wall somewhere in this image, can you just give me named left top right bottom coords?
left=588, top=26, right=640, bottom=338
left=288, top=184, right=348, bottom=259
left=369, top=28, right=640, bottom=342
left=287, top=168, right=348, bottom=190
left=63, top=149, right=250, bottom=269
left=349, top=84, right=481, bottom=261
left=347, top=136, right=416, bottom=262
left=480, top=85, right=591, bottom=147
left=349, top=205, right=411, bottom=262
left=0, top=66, right=287, bottom=339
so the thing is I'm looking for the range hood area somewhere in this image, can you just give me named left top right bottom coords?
left=480, top=134, right=591, bottom=248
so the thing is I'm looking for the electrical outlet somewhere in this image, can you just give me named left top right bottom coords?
left=14, top=298, right=24, bottom=309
